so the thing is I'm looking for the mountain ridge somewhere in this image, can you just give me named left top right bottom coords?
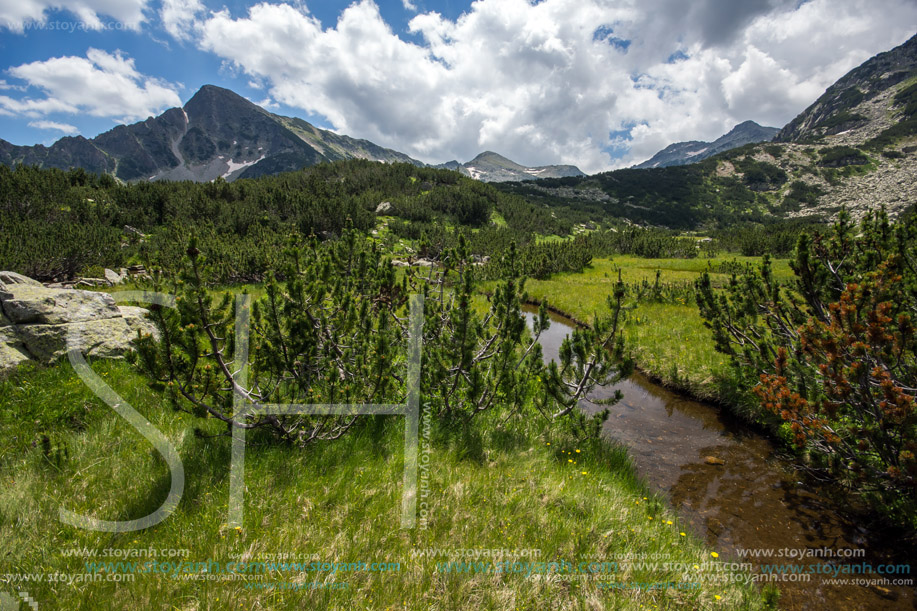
left=0, top=85, right=424, bottom=183
left=633, top=120, right=779, bottom=169
left=495, top=34, right=917, bottom=229
left=776, top=33, right=917, bottom=144
left=0, top=85, right=586, bottom=184
left=435, top=150, right=586, bottom=182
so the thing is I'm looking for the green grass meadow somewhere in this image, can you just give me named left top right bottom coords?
left=519, top=256, right=793, bottom=402
left=0, top=358, right=772, bottom=610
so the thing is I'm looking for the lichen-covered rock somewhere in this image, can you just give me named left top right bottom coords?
left=0, top=272, right=159, bottom=376
left=0, top=285, right=122, bottom=325
left=0, top=271, right=43, bottom=287
left=0, top=325, right=31, bottom=378
left=104, top=269, right=124, bottom=285
left=13, top=318, right=137, bottom=363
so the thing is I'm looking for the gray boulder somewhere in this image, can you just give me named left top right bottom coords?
left=0, top=285, right=122, bottom=325
left=0, top=272, right=158, bottom=377
left=104, top=268, right=125, bottom=285
left=14, top=318, right=137, bottom=363
left=0, top=324, right=30, bottom=378
left=0, top=271, right=43, bottom=287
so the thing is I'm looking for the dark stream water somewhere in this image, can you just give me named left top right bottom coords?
left=523, top=306, right=916, bottom=610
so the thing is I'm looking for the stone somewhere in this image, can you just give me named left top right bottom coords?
left=376, top=201, right=392, bottom=214
left=0, top=326, right=30, bottom=378
left=0, top=271, right=43, bottom=287
left=124, top=225, right=147, bottom=237
left=706, top=518, right=725, bottom=536
left=75, top=278, right=108, bottom=287
left=0, top=273, right=155, bottom=373
left=14, top=318, right=136, bottom=363
left=0, top=285, right=122, bottom=325
left=104, top=269, right=124, bottom=285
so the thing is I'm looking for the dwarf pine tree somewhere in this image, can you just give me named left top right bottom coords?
left=696, top=208, right=917, bottom=524
left=134, top=231, right=630, bottom=445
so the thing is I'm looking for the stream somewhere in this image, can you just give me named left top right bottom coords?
left=523, top=306, right=916, bottom=610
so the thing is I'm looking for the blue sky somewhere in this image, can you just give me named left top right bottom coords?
left=1, top=0, right=915, bottom=171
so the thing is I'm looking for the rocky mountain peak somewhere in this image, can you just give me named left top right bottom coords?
left=634, top=120, right=778, bottom=169
left=440, top=150, right=586, bottom=182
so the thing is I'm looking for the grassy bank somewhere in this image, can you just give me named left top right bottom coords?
left=518, top=256, right=793, bottom=404
left=0, top=359, right=772, bottom=610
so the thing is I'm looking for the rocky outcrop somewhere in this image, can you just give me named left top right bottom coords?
left=1, top=284, right=123, bottom=325
left=0, top=271, right=43, bottom=287
left=0, top=308, right=31, bottom=375
left=105, top=268, right=125, bottom=285
left=0, top=273, right=157, bottom=378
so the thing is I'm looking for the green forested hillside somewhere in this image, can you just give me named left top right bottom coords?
left=0, top=161, right=602, bottom=282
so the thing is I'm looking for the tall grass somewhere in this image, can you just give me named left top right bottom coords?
left=0, top=359, right=772, bottom=610
left=518, top=255, right=792, bottom=404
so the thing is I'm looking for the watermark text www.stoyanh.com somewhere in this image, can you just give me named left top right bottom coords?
left=20, top=20, right=135, bottom=33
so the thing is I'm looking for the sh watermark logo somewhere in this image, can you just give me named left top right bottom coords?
left=62, top=291, right=423, bottom=533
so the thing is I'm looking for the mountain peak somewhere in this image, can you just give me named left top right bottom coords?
left=188, top=84, right=244, bottom=100
left=468, top=151, right=527, bottom=171
left=0, top=84, right=422, bottom=182
left=0, top=84, right=581, bottom=185
left=184, top=84, right=261, bottom=115
left=634, top=121, right=778, bottom=169
left=441, top=151, right=585, bottom=182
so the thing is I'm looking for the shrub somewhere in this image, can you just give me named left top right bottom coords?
left=696, top=209, right=917, bottom=526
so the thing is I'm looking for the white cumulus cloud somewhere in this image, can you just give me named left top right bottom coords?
left=149, top=0, right=917, bottom=170
left=160, top=0, right=204, bottom=40
left=1, top=48, right=182, bottom=122
left=0, top=0, right=149, bottom=32
left=28, top=119, right=78, bottom=133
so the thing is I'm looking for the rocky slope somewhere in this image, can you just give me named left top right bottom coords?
left=0, top=85, right=423, bottom=183
left=435, top=151, right=585, bottom=182
left=776, top=34, right=917, bottom=144
left=634, top=121, right=779, bottom=169
left=766, top=33, right=917, bottom=220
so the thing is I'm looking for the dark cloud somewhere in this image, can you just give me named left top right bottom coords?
left=630, top=0, right=801, bottom=56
